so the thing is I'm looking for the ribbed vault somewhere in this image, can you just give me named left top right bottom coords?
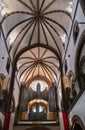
left=16, top=47, right=60, bottom=84
left=0, top=0, right=73, bottom=85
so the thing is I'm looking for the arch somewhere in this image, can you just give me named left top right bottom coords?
left=71, top=115, right=85, bottom=130
left=0, top=1, right=73, bottom=125
left=28, top=99, right=48, bottom=113
left=29, top=102, right=47, bottom=113
left=15, top=46, right=61, bottom=84
left=13, top=45, right=62, bottom=85
left=72, top=123, right=83, bottom=130
left=7, top=41, right=63, bottom=113
left=13, top=44, right=61, bottom=65
left=26, top=75, right=51, bottom=88
left=28, top=79, right=49, bottom=92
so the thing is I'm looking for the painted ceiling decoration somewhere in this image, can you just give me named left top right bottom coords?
left=0, top=0, right=73, bottom=85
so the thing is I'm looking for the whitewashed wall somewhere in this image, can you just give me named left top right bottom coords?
left=69, top=91, right=85, bottom=127
left=65, top=1, right=85, bottom=128
left=64, top=2, right=85, bottom=76
left=0, top=35, right=9, bottom=76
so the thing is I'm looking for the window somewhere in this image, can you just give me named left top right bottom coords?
left=29, top=80, right=48, bottom=92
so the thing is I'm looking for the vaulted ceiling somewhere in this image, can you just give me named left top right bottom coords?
left=0, top=0, right=73, bottom=85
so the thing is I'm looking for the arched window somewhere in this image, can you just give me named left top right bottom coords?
left=29, top=80, right=48, bottom=92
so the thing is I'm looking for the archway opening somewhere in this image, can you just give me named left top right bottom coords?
left=73, top=123, right=83, bottom=130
